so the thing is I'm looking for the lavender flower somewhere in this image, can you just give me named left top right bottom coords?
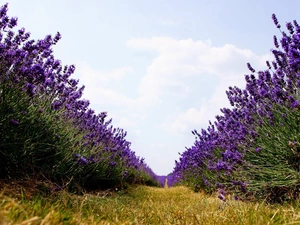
left=10, top=119, right=20, bottom=125
left=247, top=63, right=256, bottom=73
left=272, top=13, right=281, bottom=28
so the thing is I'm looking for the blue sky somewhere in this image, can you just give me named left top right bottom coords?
left=6, top=0, right=300, bottom=175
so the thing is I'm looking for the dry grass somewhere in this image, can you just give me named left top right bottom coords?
left=1, top=179, right=300, bottom=224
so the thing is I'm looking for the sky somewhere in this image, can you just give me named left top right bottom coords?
left=5, top=0, right=300, bottom=175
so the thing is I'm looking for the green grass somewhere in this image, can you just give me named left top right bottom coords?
left=1, top=180, right=300, bottom=224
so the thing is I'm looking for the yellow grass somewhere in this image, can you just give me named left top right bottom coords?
left=1, top=183, right=300, bottom=224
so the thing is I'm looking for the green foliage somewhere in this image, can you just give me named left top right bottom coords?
left=236, top=103, right=300, bottom=202
left=0, top=80, right=69, bottom=178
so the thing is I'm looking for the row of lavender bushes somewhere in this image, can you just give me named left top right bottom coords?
left=173, top=14, right=300, bottom=203
left=0, top=3, right=160, bottom=191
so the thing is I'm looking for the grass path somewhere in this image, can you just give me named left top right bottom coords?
left=1, top=180, right=300, bottom=224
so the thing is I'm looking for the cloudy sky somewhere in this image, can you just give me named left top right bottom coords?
left=6, top=0, right=300, bottom=175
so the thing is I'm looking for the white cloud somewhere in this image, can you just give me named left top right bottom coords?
left=73, top=37, right=272, bottom=174
left=117, top=117, right=137, bottom=128
left=126, top=37, right=272, bottom=135
left=78, top=62, right=134, bottom=87
left=76, top=62, right=136, bottom=109
left=127, top=38, right=271, bottom=104
left=77, top=37, right=272, bottom=137
left=157, top=82, right=233, bottom=134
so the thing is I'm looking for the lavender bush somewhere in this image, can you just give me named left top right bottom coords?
left=0, top=3, right=159, bottom=190
left=173, top=14, right=300, bottom=202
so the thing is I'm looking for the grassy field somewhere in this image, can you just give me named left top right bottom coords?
left=1, top=179, right=300, bottom=225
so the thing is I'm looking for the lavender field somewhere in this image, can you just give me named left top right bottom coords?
left=1, top=1, right=300, bottom=206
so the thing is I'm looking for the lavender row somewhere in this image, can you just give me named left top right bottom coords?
left=172, top=14, right=300, bottom=202
left=0, top=3, right=159, bottom=190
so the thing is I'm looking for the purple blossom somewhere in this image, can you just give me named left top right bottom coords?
left=291, top=100, right=299, bottom=108
left=218, top=189, right=227, bottom=202
left=78, top=156, right=89, bottom=165
left=247, top=63, right=255, bottom=73
left=273, top=35, right=279, bottom=48
left=10, top=119, right=20, bottom=125
left=26, top=82, right=35, bottom=96
left=110, top=161, right=117, bottom=167
left=8, top=17, right=17, bottom=28
left=51, top=100, right=62, bottom=110
left=234, top=195, right=240, bottom=201
left=272, top=13, right=281, bottom=28
left=286, top=22, right=294, bottom=34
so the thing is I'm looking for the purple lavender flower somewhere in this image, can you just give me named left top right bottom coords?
left=234, top=195, right=240, bottom=201
left=291, top=100, right=299, bottom=108
left=51, top=100, right=62, bottom=110
left=272, top=13, right=281, bottom=28
left=110, top=161, right=117, bottom=167
left=247, top=62, right=255, bottom=73
left=286, top=22, right=294, bottom=34
left=8, top=17, right=17, bottom=28
left=10, top=119, right=20, bottom=125
left=78, top=156, right=89, bottom=165
left=273, top=35, right=280, bottom=48
left=218, top=193, right=226, bottom=202
left=266, top=61, right=271, bottom=69
left=26, top=82, right=35, bottom=96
